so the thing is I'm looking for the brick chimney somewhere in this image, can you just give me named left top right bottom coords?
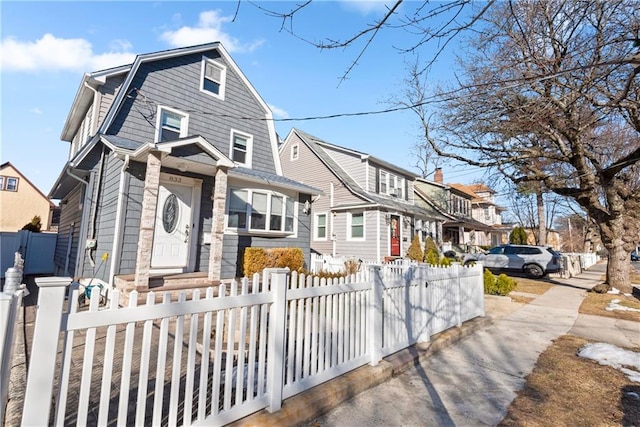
left=434, top=168, right=443, bottom=183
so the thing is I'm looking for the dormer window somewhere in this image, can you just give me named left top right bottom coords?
left=201, top=57, right=226, bottom=99
left=156, top=107, right=188, bottom=142
left=230, top=130, right=253, bottom=167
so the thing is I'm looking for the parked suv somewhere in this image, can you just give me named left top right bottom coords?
left=463, top=244, right=563, bottom=278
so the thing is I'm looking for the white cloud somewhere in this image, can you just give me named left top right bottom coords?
left=0, top=34, right=136, bottom=73
left=30, top=108, right=43, bottom=115
left=160, top=10, right=264, bottom=53
left=268, top=104, right=290, bottom=120
left=340, top=0, right=396, bottom=15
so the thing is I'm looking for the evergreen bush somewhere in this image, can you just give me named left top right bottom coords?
left=406, top=235, right=423, bottom=261
left=509, top=226, right=528, bottom=244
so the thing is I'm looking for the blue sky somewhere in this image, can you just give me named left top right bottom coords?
left=1, top=1, right=484, bottom=196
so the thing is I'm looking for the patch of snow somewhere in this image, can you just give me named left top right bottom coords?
left=578, top=343, right=640, bottom=383
left=607, top=287, right=620, bottom=294
left=605, top=299, right=640, bottom=312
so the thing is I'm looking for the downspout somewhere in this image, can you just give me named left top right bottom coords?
left=87, top=145, right=107, bottom=267
left=109, top=154, right=130, bottom=285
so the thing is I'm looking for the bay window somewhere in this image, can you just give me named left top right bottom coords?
left=227, top=188, right=297, bottom=234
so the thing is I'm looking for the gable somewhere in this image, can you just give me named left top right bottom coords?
left=104, top=48, right=278, bottom=175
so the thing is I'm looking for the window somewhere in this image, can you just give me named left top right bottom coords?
left=349, top=212, right=364, bottom=240
left=228, top=189, right=248, bottom=228
left=5, top=177, right=18, bottom=192
left=251, top=192, right=268, bottom=230
left=291, top=144, right=299, bottom=160
left=315, top=213, right=327, bottom=240
left=156, top=107, right=188, bottom=142
left=230, top=131, right=252, bottom=167
left=227, top=188, right=296, bottom=235
left=379, top=171, right=387, bottom=194
left=270, top=195, right=283, bottom=231
left=201, top=57, right=226, bottom=99
left=285, top=198, right=295, bottom=232
left=0, top=176, right=4, bottom=190
left=484, top=207, right=491, bottom=220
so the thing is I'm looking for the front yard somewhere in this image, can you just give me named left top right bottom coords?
left=497, top=271, right=640, bottom=426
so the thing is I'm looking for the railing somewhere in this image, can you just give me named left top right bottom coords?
left=15, top=263, right=483, bottom=426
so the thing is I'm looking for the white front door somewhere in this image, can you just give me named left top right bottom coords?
left=151, top=174, right=200, bottom=271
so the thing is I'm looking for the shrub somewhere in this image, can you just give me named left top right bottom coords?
left=483, top=269, right=517, bottom=295
left=243, top=247, right=304, bottom=277
left=406, top=236, right=423, bottom=261
left=344, top=258, right=361, bottom=275
left=495, top=274, right=517, bottom=295
left=509, top=226, right=528, bottom=244
left=438, top=256, right=453, bottom=267
left=483, top=268, right=497, bottom=294
left=426, top=249, right=440, bottom=266
left=21, top=215, right=42, bottom=232
left=423, top=237, right=439, bottom=262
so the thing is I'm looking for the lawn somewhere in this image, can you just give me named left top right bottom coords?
left=499, top=335, right=640, bottom=427
left=499, top=267, right=640, bottom=426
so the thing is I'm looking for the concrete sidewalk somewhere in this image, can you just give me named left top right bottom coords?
left=236, top=263, right=639, bottom=427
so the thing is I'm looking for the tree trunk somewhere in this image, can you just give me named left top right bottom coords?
left=536, top=190, right=546, bottom=246
left=601, top=217, right=632, bottom=294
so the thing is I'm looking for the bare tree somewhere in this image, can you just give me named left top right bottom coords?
left=420, top=0, right=640, bottom=291
left=243, top=1, right=494, bottom=83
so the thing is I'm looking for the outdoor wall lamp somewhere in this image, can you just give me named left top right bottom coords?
left=303, top=200, right=311, bottom=215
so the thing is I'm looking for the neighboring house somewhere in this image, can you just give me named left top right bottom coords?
left=49, top=43, right=319, bottom=291
left=465, top=183, right=509, bottom=247
left=0, top=162, right=56, bottom=232
left=279, top=128, right=445, bottom=263
left=524, top=228, right=562, bottom=249
left=414, top=169, right=509, bottom=254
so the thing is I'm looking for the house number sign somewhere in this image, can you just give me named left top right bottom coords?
left=163, top=193, right=179, bottom=233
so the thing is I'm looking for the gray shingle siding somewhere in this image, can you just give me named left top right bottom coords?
left=53, top=184, right=84, bottom=277
left=106, top=50, right=277, bottom=174
left=117, top=160, right=145, bottom=274
left=98, top=74, right=125, bottom=125
left=76, top=152, right=122, bottom=283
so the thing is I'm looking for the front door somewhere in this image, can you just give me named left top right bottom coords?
left=390, top=215, right=401, bottom=257
left=151, top=174, right=199, bottom=271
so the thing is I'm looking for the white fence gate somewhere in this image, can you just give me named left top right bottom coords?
left=7, top=263, right=483, bottom=426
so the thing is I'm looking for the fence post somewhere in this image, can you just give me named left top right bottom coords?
left=417, top=263, right=431, bottom=343
left=21, top=276, right=71, bottom=427
left=265, top=268, right=289, bottom=413
left=369, top=266, right=383, bottom=366
left=0, top=288, right=25, bottom=427
left=455, top=264, right=462, bottom=327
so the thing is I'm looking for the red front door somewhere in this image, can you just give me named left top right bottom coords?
left=390, top=215, right=400, bottom=256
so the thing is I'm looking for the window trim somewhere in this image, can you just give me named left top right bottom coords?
left=155, top=106, right=189, bottom=143
left=5, top=177, right=18, bottom=192
left=0, top=176, right=4, bottom=190
left=200, top=56, right=227, bottom=100
left=291, top=143, right=299, bottom=161
left=229, top=129, right=253, bottom=168
left=314, top=212, right=328, bottom=241
left=225, top=187, right=297, bottom=236
left=347, top=211, right=365, bottom=241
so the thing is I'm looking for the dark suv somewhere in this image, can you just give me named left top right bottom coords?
left=463, top=244, right=563, bottom=278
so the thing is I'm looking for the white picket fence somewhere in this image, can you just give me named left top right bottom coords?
left=4, top=263, right=483, bottom=426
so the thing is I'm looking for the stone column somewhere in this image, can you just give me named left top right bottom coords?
left=208, top=167, right=228, bottom=281
left=135, top=151, right=162, bottom=290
